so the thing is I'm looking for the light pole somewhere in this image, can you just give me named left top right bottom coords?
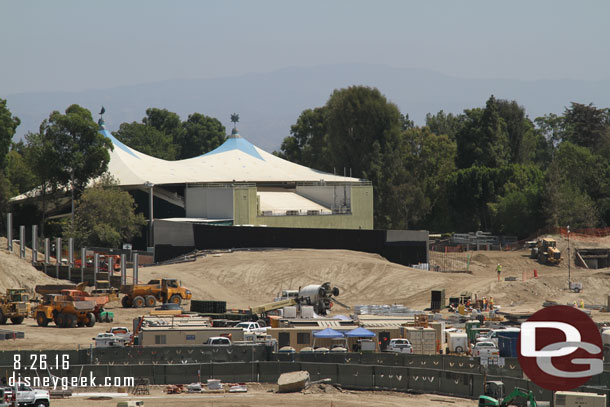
left=567, top=225, right=571, bottom=290
left=144, top=181, right=154, bottom=249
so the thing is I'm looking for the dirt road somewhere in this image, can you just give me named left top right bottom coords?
left=53, top=384, right=475, bottom=407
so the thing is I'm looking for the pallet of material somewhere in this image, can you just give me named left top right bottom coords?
left=0, top=329, right=25, bottom=340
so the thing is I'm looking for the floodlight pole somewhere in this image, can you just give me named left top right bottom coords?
left=567, top=225, right=571, bottom=290
left=144, top=181, right=154, bottom=249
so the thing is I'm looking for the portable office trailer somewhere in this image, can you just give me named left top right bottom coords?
left=266, top=326, right=402, bottom=351
left=138, top=326, right=244, bottom=346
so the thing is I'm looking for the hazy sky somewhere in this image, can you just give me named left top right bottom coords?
left=2, top=1, right=610, bottom=95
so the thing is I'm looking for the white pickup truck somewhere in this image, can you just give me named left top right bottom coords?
left=4, top=383, right=50, bottom=407
left=472, top=341, right=500, bottom=358
left=234, top=321, right=267, bottom=334
left=383, top=338, right=414, bottom=354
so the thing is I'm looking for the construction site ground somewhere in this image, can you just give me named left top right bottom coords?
left=55, top=384, right=474, bottom=407
left=2, top=234, right=610, bottom=351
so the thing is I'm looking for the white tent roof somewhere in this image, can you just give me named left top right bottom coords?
left=103, top=127, right=361, bottom=186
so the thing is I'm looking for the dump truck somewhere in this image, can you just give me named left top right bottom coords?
left=32, top=294, right=97, bottom=328
left=0, top=288, right=31, bottom=325
left=60, top=289, right=114, bottom=322
left=120, top=278, right=192, bottom=308
left=530, top=237, right=561, bottom=265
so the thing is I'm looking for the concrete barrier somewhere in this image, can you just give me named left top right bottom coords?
left=165, top=364, right=201, bottom=384
left=300, top=362, right=338, bottom=382
left=337, top=364, right=374, bottom=389
left=403, top=354, right=443, bottom=370
left=258, top=361, right=281, bottom=382
left=408, top=368, right=440, bottom=393
left=442, top=355, right=480, bottom=373
left=439, top=370, right=472, bottom=397
left=373, top=365, right=409, bottom=391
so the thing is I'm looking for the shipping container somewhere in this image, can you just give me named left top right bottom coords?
left=554, top=391, right=606, bottom=407
left=497, top=331, right=519, bottom=358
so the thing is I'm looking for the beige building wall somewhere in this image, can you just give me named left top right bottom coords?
left=232, top=184, right=373, bottom=230
left=139, top=327, right=244, bottom=346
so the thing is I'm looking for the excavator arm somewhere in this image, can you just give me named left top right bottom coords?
left=500, top=387, right=536, bottom=406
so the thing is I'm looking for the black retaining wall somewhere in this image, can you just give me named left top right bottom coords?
left=1, top=360, right=608, bottom=404
left=1, top=349, right=609, bottom=404
left=156, top=224, right=428, bottom=266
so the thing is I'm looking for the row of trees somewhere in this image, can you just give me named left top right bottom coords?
left=113, top=108, right=226, bottom=160
left=278, top=87, right=610, bottom=235
left=2, top=89, right=610, bottom=245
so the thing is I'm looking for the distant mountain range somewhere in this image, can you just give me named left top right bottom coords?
left=6, top=64, right=610, bottom=152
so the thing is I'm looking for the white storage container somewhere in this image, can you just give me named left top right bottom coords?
left=300, top=305, right=314, bottom=318
left=554, top=391, right=606, bottom=407
left=283, top=306, right=297, bottom=318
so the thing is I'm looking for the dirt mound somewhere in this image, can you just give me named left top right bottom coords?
left=471, top=253, right=492, bottom=265
left=0, top=237, right=64, bottom=293
left=140, top=249, right=470, bottom=309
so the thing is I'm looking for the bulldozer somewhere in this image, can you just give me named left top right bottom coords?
left=32, top=294, right=96, bottom=328
left=0, top=289, right=31, bottom=325
left=530, top=238, right=561, bottom=265
left=120, top=278, right=192, bottom=308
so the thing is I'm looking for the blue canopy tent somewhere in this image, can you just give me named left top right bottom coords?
left=312, top=328, right=346, bottom=349
left=345, top=327, right=375, bottom=337
left=346, top=327, right=377, bottom=352
left=313, top=328, right=345, bottom=338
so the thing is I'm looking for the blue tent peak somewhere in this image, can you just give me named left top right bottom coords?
left=99, top=127, right=140, bottom=160
left=203, top=131, right=264, bottom=161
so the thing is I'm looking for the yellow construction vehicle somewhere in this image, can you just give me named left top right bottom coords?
left=120, top=278, right=192, bottom=308
left=0, top=289, right=30, bottom=325
left=530, top=238, right=561, bottom=265
left=32, top=294, right=96, bottom=328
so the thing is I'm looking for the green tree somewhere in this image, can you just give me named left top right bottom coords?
left=534, top=113, right=563, bottom=148
left=562, top=102, right=610, bottom=150
left=0, top=99, right=20, bottom=170
left=446, top=164, right=543, bottom=233
left=324, top=86, right=404, bottom=227
left=63, top=175, right=146, bottom=247
left=455, top=96, right=511, bottom=169
left=143, top=108, right=185, bottom=155
left=23, top=131, right=63, bottom=237
left=277, top=107, right=329, bottom=170
left=40, top=104, right=113, bottom=222
left=399, top=126, right=457, bottom=230
left=496, top=99, right=532, bottom=163
left=5, top=148, right=36, bottom=196
left=113, top=122, right=177, bottom=160
left=179, top=113, right=226, bottom=159
left=425, top=110, right=462, bottom=140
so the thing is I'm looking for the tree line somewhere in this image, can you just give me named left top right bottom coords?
left=1, top=87, right=609, bottom=247
left=276, top=87, right=610, bottom=236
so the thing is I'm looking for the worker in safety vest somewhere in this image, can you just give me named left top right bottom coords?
left=489, top=297, right=494, bottom=310
left=482, top=297, right=487, bottom=310
left=496, top=263, right=502, bottom=282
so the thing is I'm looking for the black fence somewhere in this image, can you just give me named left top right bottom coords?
left=155, top=224, right=428, bottom=267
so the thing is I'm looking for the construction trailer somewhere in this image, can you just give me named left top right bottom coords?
left=137, top=326, right=244, bottom=346
left=266, top=326, right=402, bottom=351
